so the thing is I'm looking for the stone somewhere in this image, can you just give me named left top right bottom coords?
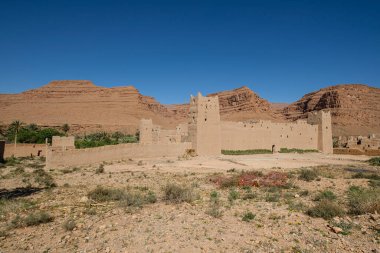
left=331, top=226, right=343, bottom=234
left=80, top=196, right=89, bottom=203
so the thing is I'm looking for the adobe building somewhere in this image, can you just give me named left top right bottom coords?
left=46, top=92, right=333, bottom=168
left=336, top=134, right=380, bottom=151
left=142, top=92, right=333, bottom=155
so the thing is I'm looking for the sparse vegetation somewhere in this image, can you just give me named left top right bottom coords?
left=206, top=191, right=223, bottom=218
left=228, top=188, right=240, bottom=204
left=298, top=168, right=319, bottom=182
left=330, top=220, right=353, bottom=235
left=88, top=186, right=125, bottom=202
left=242, top=211, right=256, bottom=222
left=265, top=192, right=281, bottom=202
left=0, top=199, right=37, bottom=219
left=279, top=148, right=319, bottom=154
left=33, top=169, right=57, bottom=188
left=212, top=171, right=288, bottom=188
left=314, top=190, right=337, bottom=201
left=63, top=218, right=76, bottom=231
left=222, top=149, right=272, bottom=155
left=87, top=186, right=156, bottom=209
left=10, top=211, right=53, bottom=228
left=306, top=200, right=345, bottom=219
left=162, top=183, right=198, bottom=203
left=95, top=164, right=105, bottom=174
left=75, top=131, right=139, bottom=149
left=368, top=157, right=380, bottom=166
left=347, top=186, right=380, bottom=215
left=352, top=172, right=380, bottom=180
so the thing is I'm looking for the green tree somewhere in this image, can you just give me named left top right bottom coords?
left=9, top=120, right=24, bottom=151
left=62, top=124, right=70, bottom=136
left=0, top=123, right=6, bottom=139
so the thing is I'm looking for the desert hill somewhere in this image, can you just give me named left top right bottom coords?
left=282, top=84, right=380, bottom=136
left=0, top=80, right=183, bottom=133
left=0, top=81, right=379, bottom=136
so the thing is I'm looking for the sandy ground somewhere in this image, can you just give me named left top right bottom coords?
left=1, top=153, right=380, bottom=253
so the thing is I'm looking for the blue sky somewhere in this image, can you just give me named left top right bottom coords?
left=0, top=0, right=379, bottom=104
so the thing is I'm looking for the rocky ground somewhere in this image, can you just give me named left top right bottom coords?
left=0, top=153, right=380, bottom=253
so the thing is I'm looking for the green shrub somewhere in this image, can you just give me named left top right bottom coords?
left=286, top=200, right=307, bottom=212
left=206, top=191, right=223, bottom=218
left=265, top=192, right=281, bottom=202
left=314, top=190, right=337, bottom=201
left=222, top=149, right=272, bottom=155
left=306, top=200, right=345, bottom=220
left=4, top=156, right=20, bottom=166
left=0, top=199, right=36, bottom=217
left=33, top=169, right=57, bottom=188
left=330, top=220, right=353, bottom=235
left=162, top=183, right=198, bottom=204
left=9, top=125, right=64, bottom=144
left=63, top=219, right=76, bottom=231
left=298, top=169, right=319, bottom=182
left=242, top=187, right=257, bottom=200
left=352, top=172, right=380, bottom=180
left=11, top=211, right=53, bottom=228
left=88, top=186, right=156, bottom=208
left=347, top=186, right=380, bottom=215
left=368, top=157, right=380, bottom=166
left=228, top=188, right=240, bottom=203
left=242, top=211, right=256, bottom=222
left=120, top=190, right=157, bottom=208
left=87, top=186, right=125, bottom=202
left=75, top=131, right=139, bottom=149
left=279, top=148, right=319, bottom=154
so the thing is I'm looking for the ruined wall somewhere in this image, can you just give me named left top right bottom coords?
left=336, top=134, right=380, bottom=150
left=188, top=93, right=221, bottom=156
left=4, top=144, right=46, bottom=158
left=0, top=141, right=4, bottom=162
left=46, top=142, right=191, bottom=168
left=221, top=120, right=318, bottom=151
left=139, top=119, right=185, bottom=144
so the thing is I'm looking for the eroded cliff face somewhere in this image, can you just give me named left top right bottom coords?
left=282, top=84, right=380, bottom=136
left=0, top=80, right=182, bottom=132
left=208, top=86, right=280, bottom=121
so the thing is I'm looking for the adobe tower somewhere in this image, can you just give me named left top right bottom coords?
left=188, top=93, right=221, bottom=156
left=307, top=110, right=333, bottom=154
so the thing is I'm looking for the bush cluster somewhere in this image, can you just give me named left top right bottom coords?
left=5, top=124, right=64, bottom=144
left=75, top=131, right=139, bottom=149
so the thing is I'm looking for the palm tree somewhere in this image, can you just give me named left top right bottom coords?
left=62, top=124, right=70, bottom=136
left=10, top=120, right=24, bottom=151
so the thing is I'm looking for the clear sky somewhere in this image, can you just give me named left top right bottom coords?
left=0, top=0, right=379, bottom=104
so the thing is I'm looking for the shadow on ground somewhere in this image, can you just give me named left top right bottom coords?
left=0, top=187, right=43, bottom=200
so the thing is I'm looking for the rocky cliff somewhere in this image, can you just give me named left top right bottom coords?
left=282, top=84, right=380, bottom=136
left=208, top=86, right=280, bottom=121
left=0, top=80, right=182, bottom=133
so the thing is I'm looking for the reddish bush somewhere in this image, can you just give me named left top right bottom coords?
left=211, top=171, right=288, bottom=188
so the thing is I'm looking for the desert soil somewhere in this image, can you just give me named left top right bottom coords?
left=1, top=153, right=380, bottom=253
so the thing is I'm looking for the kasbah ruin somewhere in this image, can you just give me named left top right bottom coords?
left=0, top=81, right=380, bottom=253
